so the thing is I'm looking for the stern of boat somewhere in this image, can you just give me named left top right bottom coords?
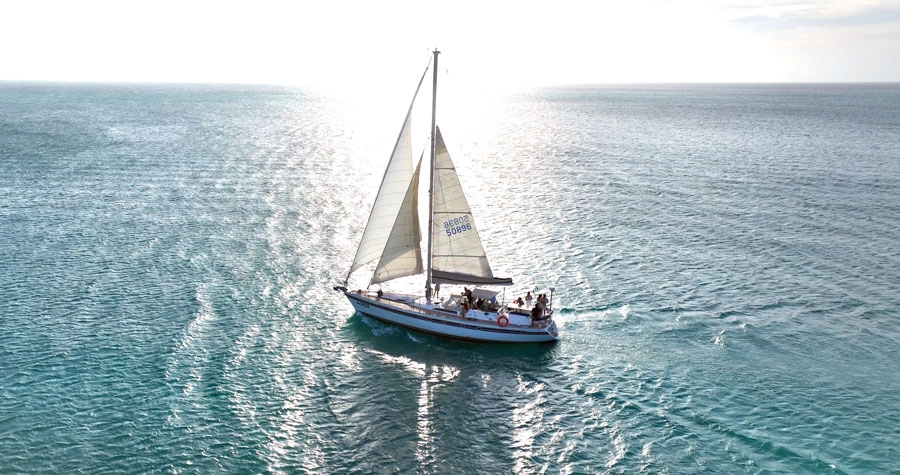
left=546, top=320, right=559, bottom=339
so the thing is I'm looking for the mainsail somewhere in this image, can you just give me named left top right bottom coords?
left=430, top=127, right=512, bottom=286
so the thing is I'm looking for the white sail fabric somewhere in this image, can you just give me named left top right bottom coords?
left=348, top=113, right=415, bottom=276
left=372, top=157, right=424, bottom=284
left=431, top=127, right=510, bottom=285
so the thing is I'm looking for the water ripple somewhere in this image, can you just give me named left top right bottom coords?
left=2, top=83, right=899, bottom=473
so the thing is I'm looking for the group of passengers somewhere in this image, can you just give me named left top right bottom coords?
left=459, top=286, right=503, bottom=317
left=513, top=292, right=548, bottom=309
left=511, top=291, right=550, bottom=320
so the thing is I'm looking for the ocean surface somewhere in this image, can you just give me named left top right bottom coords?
left=2, top=81, right=899, bottom=474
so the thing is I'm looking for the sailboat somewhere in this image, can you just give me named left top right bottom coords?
left=333, top=50, right=559, bottom=343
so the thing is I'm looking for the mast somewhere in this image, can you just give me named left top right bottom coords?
left=426, top=48, right=440, bottom=297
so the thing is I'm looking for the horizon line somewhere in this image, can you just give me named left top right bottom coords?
left=3, top=79, right=900, bottom=88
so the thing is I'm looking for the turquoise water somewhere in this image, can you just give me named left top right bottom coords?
left=2, top=82, right=899, bottom=473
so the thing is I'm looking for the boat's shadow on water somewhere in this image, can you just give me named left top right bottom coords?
left=342, top=312, right=559, bottom=367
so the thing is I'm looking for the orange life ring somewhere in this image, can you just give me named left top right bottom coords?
left=497, top=315, right=509, bottom=327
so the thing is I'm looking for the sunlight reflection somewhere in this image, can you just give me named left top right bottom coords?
left=165, top=281, right=217, bottom=432
left=338, top=343, right=362, bottom=372
left=605, top=426, right=627, bottom=469
left=416, top=378, right=434, bottom=467
left=364, top=349, right=426, bottom=377
left=416, top=364, right=461, bottom=468
left=512, top=375, right=547, bottom=474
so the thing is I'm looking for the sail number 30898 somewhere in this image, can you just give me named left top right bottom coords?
left=443, top=215, right=471, bottom=237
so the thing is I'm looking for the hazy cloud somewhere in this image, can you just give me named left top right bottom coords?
left=729, top=1, right=900, bottom=30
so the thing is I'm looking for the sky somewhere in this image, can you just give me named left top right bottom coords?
left=2, top=0, right=899, bottom=88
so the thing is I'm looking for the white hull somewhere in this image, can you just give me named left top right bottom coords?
left=342, top=290, right=559, bottom=343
